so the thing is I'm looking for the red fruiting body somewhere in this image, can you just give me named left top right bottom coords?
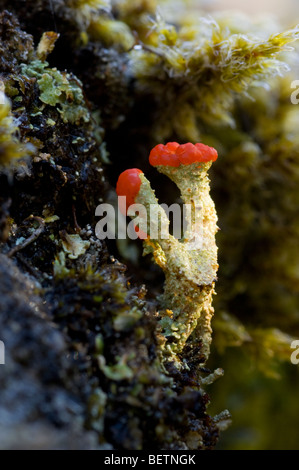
left=149, top=142, right=218, bottom=167
left=116, top=168, right=143, bottom=214
left=195, top=143, right=218, bottom=163
left=149, top=142, right=180, bottom=167
left=176, top=143, right=200, bottom=165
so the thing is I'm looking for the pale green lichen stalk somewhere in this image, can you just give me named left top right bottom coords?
left=155, top=163, right=218, bottom=362
left=117, top=144, right=219, bottom=366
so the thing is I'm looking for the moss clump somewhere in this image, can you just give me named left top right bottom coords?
left=211, top=73, right=299, bottom=374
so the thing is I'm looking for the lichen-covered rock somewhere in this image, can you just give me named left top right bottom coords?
left=51, top=251, right=225, bottom=449
left=0, top=10, right=34, bottom=73
left=0, top=11, right=106, bottom=264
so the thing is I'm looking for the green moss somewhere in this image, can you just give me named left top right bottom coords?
left=129, top=18, right=299, bottom=139
left=210, top=71, right=299, bottom=372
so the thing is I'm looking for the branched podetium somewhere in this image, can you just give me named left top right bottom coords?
left=117, top=142, right=219, bottom=367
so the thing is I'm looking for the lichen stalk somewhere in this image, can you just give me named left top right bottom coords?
left=117, top=143, right=219, bottom=366
left=156, top=162, right=218, bottom=362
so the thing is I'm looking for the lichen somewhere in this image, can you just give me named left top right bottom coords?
left=1, top=0, right=299, bottom=450
left=60, top=232, right=91, bottom=259
left=21, top=60, right=90, bottom=124
left=0, top=11, right=229, bottom=449
left=117, top=143, right=219, bottom=367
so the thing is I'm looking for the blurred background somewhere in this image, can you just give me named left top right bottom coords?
left=212, top=0, right=299, bottom=20
left=201, top=0, right=299, bottom=450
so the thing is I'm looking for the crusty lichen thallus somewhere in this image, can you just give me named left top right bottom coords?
left=116, top=143, right=219, bottom=365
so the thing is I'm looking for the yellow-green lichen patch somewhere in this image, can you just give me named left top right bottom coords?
left=21, top=60, right=90, bottom=124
